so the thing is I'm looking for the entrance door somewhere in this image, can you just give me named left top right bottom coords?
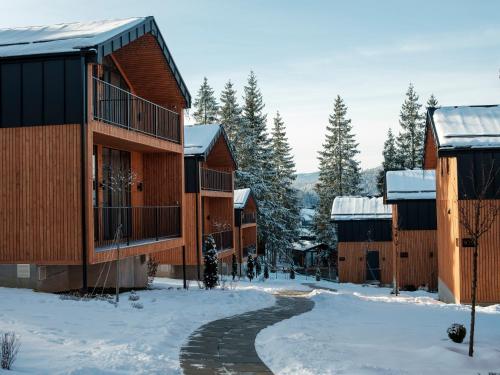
left=366, top=250, right=380, bottom=282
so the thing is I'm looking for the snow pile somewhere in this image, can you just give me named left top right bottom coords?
left=432, top=105, right=500, bottom=149
left=234, top=188, right=251, bottom=209
left=0, top=278, right=274, bottom=374
left=256, top=281, right=500, bottom=375
left=331, top=196, right=392, bottom=221
left=386, top=169, right=436, bottom=201
left=0, top=18, right=145, bottom=57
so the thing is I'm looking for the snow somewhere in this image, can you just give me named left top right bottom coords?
left=331, top=196, right=392, bottom=221
left=386, top=169, right=436, bottom=201
left=256, top=280, right=500, bottom=375
left=184, top=124, right=222, bottom=157
left=300, top=208, right=315, bottom=224
left=0, top=278, right=274, bottom=374
left=291, top=240, right=321, bottom=252
left=234, top=188, right=251, bottom=209
left=0, top=18, right=145, bottom=57
left=2, top=275, right=499, bottom=374
left=432, top=105, right=500, bottom=150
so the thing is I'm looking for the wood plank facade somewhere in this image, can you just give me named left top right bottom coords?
left=425, top=106, right=500, bottom=304
left=0, top=17, right=191, bottom=291
left=234, top=191, right=258, bottom=264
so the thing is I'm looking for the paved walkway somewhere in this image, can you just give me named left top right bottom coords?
left=302, top=282, right=338, bottom=293
left=179, top=290, right=314, bottom=375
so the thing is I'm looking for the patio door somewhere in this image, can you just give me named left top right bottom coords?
left=102, top=147, right=132, bottom=241
left=366, top=250, right=380, bottom=282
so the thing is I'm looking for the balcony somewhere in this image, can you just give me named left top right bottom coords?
left=92, top=77, right=181, bottom=143
left=201, top=168, right=232, bottom=192
left=93, top=206, right=181, bottom=250
left=203, top=230, right=233, bottom=254
left=242, top=212, right=257, bottom=224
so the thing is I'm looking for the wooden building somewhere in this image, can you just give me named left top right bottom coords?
left=0, top=17, right=191, bottom=292
left=154, top=124, right=237, bottom=279
left=234, top=188, right=258, bottom=264
left=424, top=105, right=500, bottom=304
left=385, top=170, right=438, bottom=291
left=331, top=196, right=393, bottom=285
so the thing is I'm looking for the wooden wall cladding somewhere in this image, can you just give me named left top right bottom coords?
left=436, top=157, right=461, bottom=300
left=337, top=241, right=393, bottom=285
left=423, top=127, right=438, bottom=170
left=0, top=124, right=82, bottom=264
left=204, top=135, right=236, bottom=170
left=143, top=152, right=182, bottom=206
left=458, top=199, right=500, bottom=304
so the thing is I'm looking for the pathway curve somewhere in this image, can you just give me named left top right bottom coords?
left=302, top=282, right=338, bottom=293
left=179, top=290, right=314, bottom=374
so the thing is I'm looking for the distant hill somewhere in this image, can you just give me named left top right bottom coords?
left=294, top=166, right=382, bottom=208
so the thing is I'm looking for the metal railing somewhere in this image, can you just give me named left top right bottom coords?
left=93, top=206, right=181, bottom=249
left=203, top=230, right=234, bottom=254
left=242, top=212, right=257, bottom=224
left=93, top=77, right=181, bottom=143
left=200, top=167, right=232, bottom=192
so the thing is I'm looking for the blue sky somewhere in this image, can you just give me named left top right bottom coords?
left=2, top=0, right=500, bottom=172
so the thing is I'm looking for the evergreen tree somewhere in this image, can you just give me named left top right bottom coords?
left=263, top=263, right=269, bottom=280
left=395, top=84, right=425, bottom=169
left=269, top=111, right=301, bottom=260
left=377, top=128, right=399, bottom=194
left=427, top=94, right=439, bottom=108
left=203, top=236, right=218, bottom=289
left=290, top=264, right=295, bottom=280
left=219, top=80, right=242, bottom=151
left=231, top=253, right=238, bottom=281
left=255, top=257, right=262, bottom=276
left=314, top=96, right=361, bottom=248
left=315, top=267, right=321, bottom=282
left=193, top=77, right=218, bottom=124
left=246, top=254, right=255, bottom=282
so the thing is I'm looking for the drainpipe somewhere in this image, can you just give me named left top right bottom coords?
left=80, top=54, right=89, bottom=292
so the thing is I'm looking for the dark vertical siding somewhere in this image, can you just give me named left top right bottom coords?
left=458, top=151, right=500, bottom=199
left=397, top=200, right=437, bottom=230
left=0, top=56, right=82, bottom=127
left=184, top=157, right=200, bottom=193
left=336, top=220, right=392, bottom=242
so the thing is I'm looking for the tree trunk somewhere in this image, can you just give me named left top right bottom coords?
left=469, top=244, right=478, bottom=357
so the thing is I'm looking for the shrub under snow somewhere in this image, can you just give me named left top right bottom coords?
left=1, top=332, right=20, bottom=370
left=447, top=323, right=466, bottom=343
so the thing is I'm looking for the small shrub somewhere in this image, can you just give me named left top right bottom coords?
left=263, top=264, right=269, bottom=280
left=203, top=236, right=219, bottom=289
left=403, top=284, right=417, bottom=292
left=315, top=268, right=321, bottom=282
left=128, top=291, right=140, bottom=302
left=147, top=257, right=159, bottom=289
left=447, top=323, right=466, bottom=343
left=247, top=255, right=255, bottom=282
left=290, top=265, right=295, bottom=280
left=131, top=302, right=144, bottom=310
left=231, top=254, right=238, bottom=281
left=1, top=332, right=20, bottom=370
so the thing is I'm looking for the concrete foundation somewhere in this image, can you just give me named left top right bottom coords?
left=0, top=255, right=148, bottom=293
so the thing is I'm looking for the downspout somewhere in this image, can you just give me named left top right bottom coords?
left=195, top=161, right=201, bottom=280
left=80, top=54, right=89, bottom=292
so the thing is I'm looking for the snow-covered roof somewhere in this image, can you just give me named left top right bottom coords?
left=331, top=196, right=392, bottom=221
left=386, top=170, right=436, bottom=202
left=234, top=188, right=251, bottom=209
left=0, top=18, right=144, bottom=57
left=184, top=124, right=237, bottom=167
left=291, top=240, right=322, bottom=252
left=430, top=105, right=500, bottom=150
left=0, top=17, right=191, bottom=107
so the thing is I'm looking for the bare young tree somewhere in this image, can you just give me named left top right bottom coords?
left=392, top=220, right=400, bottom=296
left=101, top=165, right=137, bottom=304
left=458, top=161, right=500, bottom=357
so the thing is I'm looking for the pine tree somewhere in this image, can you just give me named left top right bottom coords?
left=231, top=253, right=238, bottom=281
left=193, top=77, right=218, bottom=124
left=314, top=96, right=361, bottom=248
left=427, top=94, right=439, bottom=108
left=246, top=254, right=255, bottom=282
left=377, top=128, right=399, bottom=194
left=395, top=84, right=425, bottom=169
left=290, top=264, right=295, bottom=280
left=255, top=257, right=262, bottom=276
left=219, top=80, right=242, bottom=151
left=203, top=236, right=218, bottom=289
left=269, top=111, right=301, bottom=261
left=263, top=263, right=269, bottom=280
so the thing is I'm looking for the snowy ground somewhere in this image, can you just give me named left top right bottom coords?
left=1, top=274, right=499, bottom=374
left=256, top=279, right=500, bottom=375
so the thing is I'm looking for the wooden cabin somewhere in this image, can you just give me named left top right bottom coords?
left=0, top=17, right=190, bottom=292
left=424, top=105, right=500, bottom=304
left=331, top=196, right=393, bottom=285
left=234, top=188, right=258, bottom=265
left=154, top=124, right=237, bottom=279
left=385, top=170, right=438, bottom=291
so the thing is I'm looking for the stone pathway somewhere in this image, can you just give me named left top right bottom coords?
left=179, top=290, right=314, bottom=374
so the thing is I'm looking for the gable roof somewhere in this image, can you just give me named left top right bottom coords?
left=184, top=124, right=237, bottom=167
left=0, top=16, right=191, bottom=107
left=234, top=188, right=252, bottom=209
left=385, top=170, right=436, bottom=202
left=427, top=105, right=500, bottom=152
left=331, top=196, right=392, bottom=221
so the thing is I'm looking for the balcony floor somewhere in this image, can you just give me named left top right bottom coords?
left=95, top=236, right=180, bottom=253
